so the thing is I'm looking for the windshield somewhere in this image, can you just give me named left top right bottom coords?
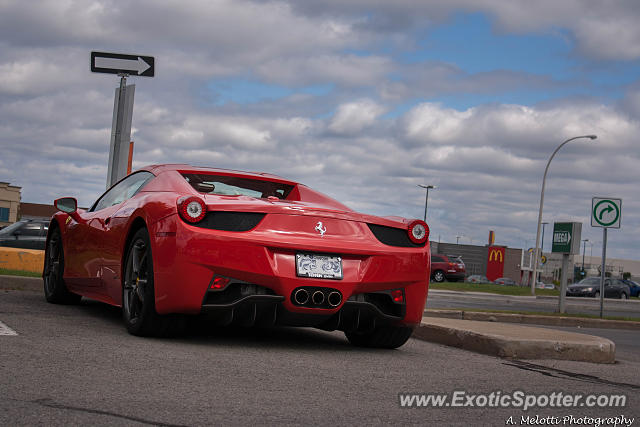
left=182, top=173, right=295, bottom=199
left=577, top=277, right=600, bottom=285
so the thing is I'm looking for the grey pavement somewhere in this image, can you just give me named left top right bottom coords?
left=1, top=290, right=639, bottom=425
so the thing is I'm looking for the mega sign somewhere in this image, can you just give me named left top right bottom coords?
left=551, top=222, right=582, bottom=254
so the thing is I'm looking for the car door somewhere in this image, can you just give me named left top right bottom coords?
left=611, top=279, right=628, bottom=297
left=603, top=279, right=615, bottom=297
left=88, top=172, right=155, bottom=301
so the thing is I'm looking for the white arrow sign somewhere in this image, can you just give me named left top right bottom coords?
left=94, top=56, right=151, bottom=75
left=91, top=51, right=155, bottom=77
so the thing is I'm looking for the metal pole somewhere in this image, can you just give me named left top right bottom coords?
left=418, top=184, right=435, bottom=222
left=600, top=228, right=607, bottom=319
left=530, top=135, right=597, bottom=296
left=541, top=222, right=548, bottom=252
left=109, top=74, right=128, bottom=187
left=559, top=253, right=569, bottom=313
left=424, top=187, right=429, bottom=222
left=581, top=239, right=588, bottom=277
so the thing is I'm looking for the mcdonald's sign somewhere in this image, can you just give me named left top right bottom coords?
left=486, top=246, right=505, bottom=281
left=488, top=248, right=503, bottom=263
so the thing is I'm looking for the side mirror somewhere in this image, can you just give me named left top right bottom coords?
left=55, top=197, right=77, bottom=214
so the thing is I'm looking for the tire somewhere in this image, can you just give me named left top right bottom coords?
left=43, top=227, right=81, bottom=304
left=620, top=292, right=628, bottom=300
left=345, top=326, right=414, bottom=349
left=594, top=291, right=600, bottom=299
left=432, top=270, right=446, bottom=283
left=122, top=228, right=184, bottom=337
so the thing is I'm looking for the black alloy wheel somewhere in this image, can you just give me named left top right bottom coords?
left=122, top=228, right=183, bottom=337
left=43, top=227, right=81, bottom=304
left=432, top=270, right=445, bottom=283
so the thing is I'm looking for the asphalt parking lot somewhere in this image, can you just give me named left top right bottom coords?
left=1, top=285, right=639, bottom=425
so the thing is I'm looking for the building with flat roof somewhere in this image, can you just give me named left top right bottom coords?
left=20, top=202, right=57, bottom=221
left=0, top=182, right=21, bottom=228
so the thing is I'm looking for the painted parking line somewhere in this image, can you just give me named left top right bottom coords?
left=0, top=320, right=18, bottom=336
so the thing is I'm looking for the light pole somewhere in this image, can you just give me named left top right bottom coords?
left=530, top=135, right=597, bottom=295
left=541, top=222, right=548, bottom=252
left=418, top=184, right=436, bottom=221
left=582, top=239, right=589, bottom=277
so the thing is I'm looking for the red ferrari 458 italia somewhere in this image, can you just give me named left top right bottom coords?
left=43, top=164, right=430, bottom=348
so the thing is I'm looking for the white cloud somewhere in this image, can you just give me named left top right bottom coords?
left=328, top=99, right=385, bottom=135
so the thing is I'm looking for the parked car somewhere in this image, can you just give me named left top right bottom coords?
left=0, top=219, right=49, bottom=250
left=494, top=277, right=517, bottom=286
left=535, top=281, right=555, bottom=290
left=43, top=164, right=431, bottom=348
left=621, top=280, right=640, bottom=298
left=430, top=254, right=466, bottom=283
left=566, top=277, right=630, bottom=299
left=465, top=275, right=491, bottom=284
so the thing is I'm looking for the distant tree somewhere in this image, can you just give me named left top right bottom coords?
left=623, top=272, right=631, bottom=280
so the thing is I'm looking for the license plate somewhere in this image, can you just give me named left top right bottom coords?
left=295, top=253, right=343, bottom=279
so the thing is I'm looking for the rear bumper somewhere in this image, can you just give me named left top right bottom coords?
left=198, top=284, right=408, bottom=332
left=150, top=215, right=429, bottom=327
left=445, top=272, right=466, bottom=281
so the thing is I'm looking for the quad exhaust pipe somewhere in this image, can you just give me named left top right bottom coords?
left=292, top=287, right=342, bottom=308
left=312, top=291, right=325, bottom=305
left=327, top=291, right=342, bottom=307
left=293, top=288, right=310, bottom=305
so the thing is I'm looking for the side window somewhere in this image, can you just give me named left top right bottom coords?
left=19, top=222, right=43, bottom=237
left=91, top=172, right=154, bottom=212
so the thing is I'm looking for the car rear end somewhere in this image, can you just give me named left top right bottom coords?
left=443, top=255, right=466, bottom=281
left=149, top=169, right=430, bottom=334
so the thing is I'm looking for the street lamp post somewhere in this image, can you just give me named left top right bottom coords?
left=541, top=222, right=548, bottom=252
left=418, top=184, right=436, bottom=222
left=530, top=135, right=597, bottom=295
left=582, top=239, right=589, bottom=276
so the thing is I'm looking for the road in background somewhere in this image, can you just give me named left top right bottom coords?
left=427, top=289, right=640, bottom=319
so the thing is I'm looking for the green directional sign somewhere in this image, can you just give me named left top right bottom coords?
left=591, top=198, right=621, bottom=228
left=552, top=222, right=582, bottom=254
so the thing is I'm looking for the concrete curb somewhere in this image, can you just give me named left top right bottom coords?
left=425, top=309, right=640, bottom=330
left=0, top=248, right=44, bottom=273
left=414, top=317, right=616, bottom=364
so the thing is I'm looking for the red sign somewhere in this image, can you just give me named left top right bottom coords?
left=486, top=246, right=505, bottom=281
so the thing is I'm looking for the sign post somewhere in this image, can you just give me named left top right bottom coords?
left=591, top=197, right=622, bottom=318
left=91, top=51, right=155, bottom=188
left=552, top=222, right=581, bottom=313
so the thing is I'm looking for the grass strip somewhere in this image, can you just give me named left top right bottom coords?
left=429, top=281, right=559, bottom=296
left=0, top=268, right=41, bottom=278
left=428, top=307, right=640, bottom=322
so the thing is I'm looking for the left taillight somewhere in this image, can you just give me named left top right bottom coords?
left=177, top=196, right=206, bottom=223
left=407, top=220, right=429, bottom=245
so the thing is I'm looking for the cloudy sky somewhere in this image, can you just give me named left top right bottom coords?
left=1, top=0, right=639, bottom=259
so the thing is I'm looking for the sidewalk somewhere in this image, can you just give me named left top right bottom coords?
left=414, top=316, right=616, bottom=364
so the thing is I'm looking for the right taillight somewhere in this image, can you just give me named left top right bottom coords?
left=407, top=220, right=429, bottom=244
left=177, top=196, right=206, bottom=223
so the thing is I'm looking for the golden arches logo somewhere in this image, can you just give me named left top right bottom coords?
left=489, top=249, right=503, bottom=263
